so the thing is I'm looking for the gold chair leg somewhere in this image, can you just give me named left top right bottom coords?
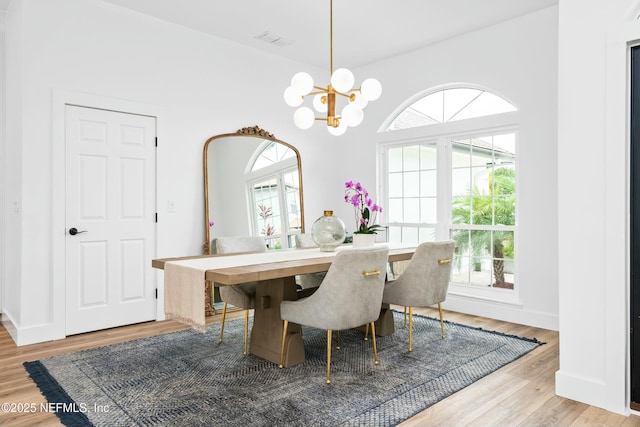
left=243, top=309, right=249, bottom=355
left=279, top=320, right=289, bottom=368
left=408, top=306, right=413, bottom=352
left=403, top=306, right=407, bottom=328
left=326, top=330, right=332, bottom=384
left=370, top=322, right=379, bottom=365
left=438, top=302, right=446, bottom=339
left=219, top=302, right=228, bottom=343
left=364, top=323, right=369, bottom=341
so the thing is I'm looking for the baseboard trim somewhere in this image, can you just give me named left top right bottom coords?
left=1, top=313, right=65, bottom=346
left=555, top=370, right=628, bottom=416
left=1, top=311, right=18, bottom=344
left=444, top=295, right=559, bottom=331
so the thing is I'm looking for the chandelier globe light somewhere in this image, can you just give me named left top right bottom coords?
left=283, top=0, right=381, bottom=135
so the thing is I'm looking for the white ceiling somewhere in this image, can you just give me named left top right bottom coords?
left=97, top=0, right=557, bottom=70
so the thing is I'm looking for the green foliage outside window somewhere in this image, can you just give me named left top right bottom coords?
left=451, top=167, right=515, bottom=286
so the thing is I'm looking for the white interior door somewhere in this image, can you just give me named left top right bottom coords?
left=65, top=105, right=156, bottom=335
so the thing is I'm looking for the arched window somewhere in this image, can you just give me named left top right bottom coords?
left=384, top=87, right=517, bottom=131
left=380, top=85, right=518, bottom=297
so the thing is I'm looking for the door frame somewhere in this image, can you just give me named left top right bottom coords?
left=52, top=89, right=161, bottom=340
left=631, top=45, right=640, bottom=409
left=601, top=22, right=640, bottom=414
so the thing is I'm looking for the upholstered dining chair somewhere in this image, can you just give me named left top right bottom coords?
left=279, top=246, right=389, bottom=384
left=294, top=233, right=326, bottom=293
left=382, top=240, right=455, bottom=352
left=215, top=236, right=267, bottom=355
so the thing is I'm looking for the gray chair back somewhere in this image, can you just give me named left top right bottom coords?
left=294, top=233, right=318, bottom=248
left=281, top=247, right=389, bottom=331
left=383, top=240, right=455, bottom=307
left=216, top=236, right=267, bottom=254
left=294, top=233, right=323, bottom=290
left=215, top=235, right=266, bottom=309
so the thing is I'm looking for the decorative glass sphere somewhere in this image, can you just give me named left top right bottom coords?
left=327, top=120, right=347, bottom=136
left=293, top=107, right=315, bottom=129
left=350, top=92, right=368, bottom=109
left=342, top=104, right=364, bottom=127
left=313, top=94, right=328, bottom=112
left=291, top=72, right=314, bottom=95
left=331, top=68, right=355, bottom=93
left=360, top=78, right=382, bottom=101
left=311, top=210, right=346, bottom=252
left=284, top=86, right=303, bottom=107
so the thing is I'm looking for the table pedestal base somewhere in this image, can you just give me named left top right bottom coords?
left=357, top=304, right=396, bottom=336
left=250, top=276, right=304, bottom=367
left=374, top=305, right=396, bottom=336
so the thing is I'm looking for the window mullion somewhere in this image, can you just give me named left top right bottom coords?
left=277, top=173, right=289, bottom=249
left=438, top=136, right=449, bottom=240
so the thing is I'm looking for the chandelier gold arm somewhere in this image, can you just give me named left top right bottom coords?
left=315, top=116, right=342, bottom=127
left=303, top=89, right=356, bottom=100
left=335, top=91, right=355, bottom=99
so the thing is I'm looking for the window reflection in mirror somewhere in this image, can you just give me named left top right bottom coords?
left=248, top=141, right=302, bottom=249
left=203, top=127, right=304, bottom=254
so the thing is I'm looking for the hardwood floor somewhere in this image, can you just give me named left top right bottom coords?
left=1, top=307, right=639, bottom=427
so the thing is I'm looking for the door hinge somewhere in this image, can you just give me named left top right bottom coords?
left=155, top=213, right=158, bottom=223
left=155, top=137, right=158, bottom=147
left=155, top=289, right=158, bottom=299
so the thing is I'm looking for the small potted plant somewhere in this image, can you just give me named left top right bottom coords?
left=344, top=180, right=383, bottom=247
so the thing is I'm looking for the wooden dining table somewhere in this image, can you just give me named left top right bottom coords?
left=152, top=243, right=416, bottom=367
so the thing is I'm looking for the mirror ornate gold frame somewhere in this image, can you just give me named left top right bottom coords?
left=202, top=126, right=304, bottom=254
left=202, top=126, right=305, bottom=314
left=202, top=126, right=304, bottom=315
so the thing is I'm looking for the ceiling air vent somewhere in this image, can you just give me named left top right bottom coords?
left=254, top=31, right=294, bottom=47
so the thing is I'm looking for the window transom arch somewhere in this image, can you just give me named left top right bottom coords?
left=380, top=84, right=518, bottom=132
left=249, top=140, right=296, bottom=172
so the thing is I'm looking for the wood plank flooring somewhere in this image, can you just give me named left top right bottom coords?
left=0, top=307, right=639, bottom=427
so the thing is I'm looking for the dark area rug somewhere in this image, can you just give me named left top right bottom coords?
left=24, top=312, right=542, bottom=427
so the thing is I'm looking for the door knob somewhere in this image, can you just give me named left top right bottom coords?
left=68, top=227, right=87, bottom=236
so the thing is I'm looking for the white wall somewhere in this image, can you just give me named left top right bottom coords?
left=3, top=0, right=559, bottom=350
left=556, top=0, right=639, bottom=415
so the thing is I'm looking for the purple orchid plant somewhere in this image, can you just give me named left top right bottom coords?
left=344, top=180, right=383, bottom=234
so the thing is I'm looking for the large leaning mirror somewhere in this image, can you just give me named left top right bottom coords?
left=203, top=126, right=305, bottom=255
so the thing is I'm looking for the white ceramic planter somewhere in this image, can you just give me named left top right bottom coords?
left=352, top=233, right=376, bottom=248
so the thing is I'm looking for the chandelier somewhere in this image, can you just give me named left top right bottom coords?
left=283, top=0, right=382, bottom=135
